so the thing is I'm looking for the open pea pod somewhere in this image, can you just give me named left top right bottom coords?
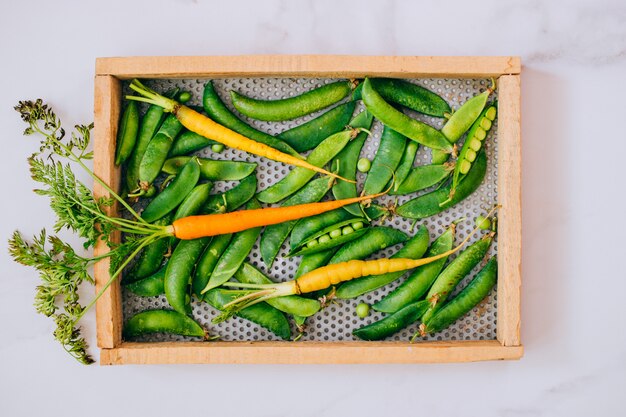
left=288, top=218, right=369, bottom=257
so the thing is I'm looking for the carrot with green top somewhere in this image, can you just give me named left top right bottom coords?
left=126, top=80, right=354, bottom=183
left=216, top=206, right=499, bottom=321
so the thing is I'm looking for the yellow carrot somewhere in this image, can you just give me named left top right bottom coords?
left=215, top=206, right=499, bottom=321
left=127, top=80, right=354, bottom=183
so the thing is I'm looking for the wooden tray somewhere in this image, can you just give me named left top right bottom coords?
left=93, top=55, right=522, bottom=365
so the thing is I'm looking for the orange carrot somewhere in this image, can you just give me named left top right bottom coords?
left=171, top=191, right=387, bottom=240
left=127, top=80, right=354, bottom=183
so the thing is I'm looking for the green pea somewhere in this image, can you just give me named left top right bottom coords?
left=318, top=234, right=331, bottom=244
left=114, top=101, right=139, bottom=166
left=420, top=235, right=493, bottom=323
left=485, top=106, right=497, bottom=120
left=203, top=81, right=300, bottom=157
left=230, top=81, right=352, bottom=121
left=138, top=113, right=184, bottom=189
left=368, top=78, right=451, bottom=117
left=373, top=226, right=455, bottom=313
left=178, top=91, right=192, bottom=103
left=173, top=182, right=212, bottom=221
left=329, top=226, right=408, bottom=265
left=361, top=78, right=452, bottom=152
left=202, top=174, right=257, bottom=214
left=125, top=88, right=178, bottom=192
left=257, top=129, right=353, bottom=204
left=441, top=89, right=491, bottom=142
left=396, top=151, right=487, bottom=219
left=329, top=228, right=342, bottom=239
left=355, top=303, right=370, bottom=318
left=141, top=157, right=200, bottom=223
left=234, top=263, right=321, bottom=317
left=342, top=226, right=354, bottom=235
left=260, top=176, right=333, bottom=267
left=192, top=234, right=232, bottom=298
left=307, top=240, right=319, bottom=248
left=278, top=101, right=356, bottom=152
left=124, top=264, right=166, bottom=297
left=423, top=258, right=497, bottom=335
left=352, top=221, right=364, bottom=231
left=390, top=164, right=454, bottom=196
left=162, top=156, right=256, bottom=182
left=480, top=118, right=492, bottom=130
left=353, top=300, right=430, bottom=341
left=357, top=158, right=371, bottom=173
left=168, top=130, right=216, bottom=157
left=211, top=143, right=225, bottom=153
left=475, top=215, right=492, bottom=230
left=201, top=199, right=262, bottom=293
left=123, top=310, right=206, bottom=339
left=446, top=104, right=496, bottom=201
left=393, top=141, right=419, bottom=191
left=335, top=226, right=429, bottom=299
left=331, top=111, right=374, bottom=216
left=165, top=237, right=210, bottom=315
left=204, top=288, right=291, bottom=340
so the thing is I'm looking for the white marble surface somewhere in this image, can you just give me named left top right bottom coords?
left=1, top=0, right=625, bottom=415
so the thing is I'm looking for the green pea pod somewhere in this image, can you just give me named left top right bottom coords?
left=257, top=129, right=354, bottom=204
left=432, top=87, right=492, bottom=164
left=421, top=234, right=493, bottom=323
left=331, top=111, right=374, bottom=216
left=277, top=101, right=356, bottom=152
left=396, top=150, right=487, bottom=219
left=335, top=226, right=429, bottom=299
left=373, top=226, right=455, bottom=313
left=361, top=78, right=452, bottom=152
left=123, top=309, right=206, bottom=339
left=162, top=156, right=257, bottom=182
left=173, top=182, right=212, bottom=221
left=168, top=130, right=217, bottom=157
left=201, top=199, right=262, bottom=292
left=141, top=158, right=201, bottom=223
left=423, top=258, right=497, bottom=334
left=204, top=289, right=291, bottom=340
left=351, top=82, right=363, bottom=101
left=291, top=208, right=354, bottom=251
left=192, top=234, right=232, bottom=298
left=126, top=88, right=178, bottom=191
left=352, top=300, right=430, bottom=341
left=125, top=263, right=166, bottom=297
left=115, top=101, right=139, bottom=166
left=202, top=81, right=300, bottom=157
left=294, top=249, right=335, bottom=279
left=234, top=263, right=321, bottom=317
left=125, top=214, right=174, bottom=282
left=369, top=78, right=451, bottom=117
left=363, top=126, right=407, bottom=195
left=391, top=163, right=454, bottom=195
left=230, top=81, right=352, bottom=121
left=165, top=237, right=210, bottom=315
left=202, top=174, right=257, bottom=214
left=329, top=226, right=408, bottom=265
left=290, top=205, right=385, bottom=251
left=260, top=176, right=334, bottom=267
left=392, top=141, right=419, bottom=191
left=446, top=104, right=497, bottom=203
left=138, top=114, right=184, bottom=189
left=289, top=217, right=370, bottom=257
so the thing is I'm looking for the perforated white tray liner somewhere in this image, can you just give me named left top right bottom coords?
left=122, top=77, right=498, bottom=342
